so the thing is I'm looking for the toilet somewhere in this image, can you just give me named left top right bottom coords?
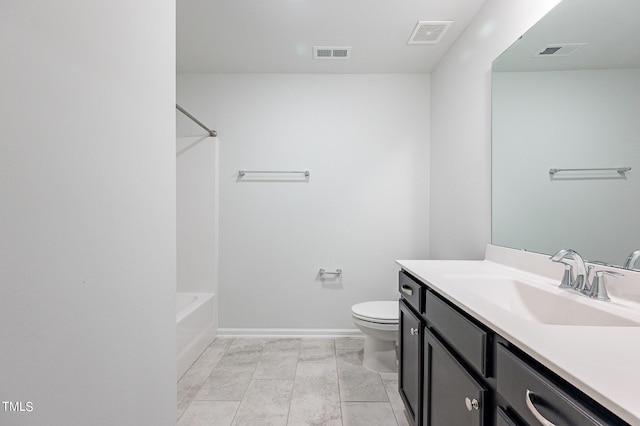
left=351, top=301, right=399, bottom=372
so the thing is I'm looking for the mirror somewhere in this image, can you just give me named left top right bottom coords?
left=491, top=0, right=640, bottom=269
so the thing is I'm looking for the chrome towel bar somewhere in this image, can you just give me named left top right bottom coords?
left=238, top=170, right=310, bottom=177
left=549, top=167, right=631, bottom=175
left=319, top=268, right=342, bottom=276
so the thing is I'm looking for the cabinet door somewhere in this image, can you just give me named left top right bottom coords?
left=399, top=300, right=422, bottom=426
left=496, top=407, right=519, bottom=426
left=423, top=328, right=487, bottom=426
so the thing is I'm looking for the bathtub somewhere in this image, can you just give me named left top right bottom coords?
left=176, top=292, right=216, bottom=380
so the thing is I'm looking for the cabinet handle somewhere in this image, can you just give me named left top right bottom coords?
left=401, top=285, right=414, bottom=296
left=410, top=327, right=419, bottom=336
left=526, top=390, right=556, bottom=426
left=464, top=397, right=479, bottom=411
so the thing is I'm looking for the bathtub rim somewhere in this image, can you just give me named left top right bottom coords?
left=176, top=291, right=217, bottom=381
left=176, top=291, right=215, bottom=323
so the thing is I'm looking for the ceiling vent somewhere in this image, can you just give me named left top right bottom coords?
left=534, top=43, right=587, bottom=57
left=408, top=21, right=453, bottom=45
left=313, top=46, right=351, bottom=60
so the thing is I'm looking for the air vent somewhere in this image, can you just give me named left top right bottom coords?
left=313, top=46, right=351, bottom=60
left=534, top=43, right=587, bottom=57
left=408, top=21, right=453, bottom=45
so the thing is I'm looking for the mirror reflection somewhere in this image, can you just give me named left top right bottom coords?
left=491, top=0, right=640, bottom=269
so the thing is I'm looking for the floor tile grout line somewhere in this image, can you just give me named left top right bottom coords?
left=226, top=339, right=243, bottom=426
left=283, top=353, right=299, bottom=426
left=334, top=338, right=345, bottom=426
left=288, top=343, right=302, bottom=426
left=178, top=338, right=236, bottom=424
left=229, top=337, right=263, bottom=426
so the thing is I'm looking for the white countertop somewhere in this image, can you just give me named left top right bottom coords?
left=397, top=245, right=640, bottom=425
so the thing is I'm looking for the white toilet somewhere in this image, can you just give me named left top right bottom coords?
left=351, top=301, right=399, bottom=373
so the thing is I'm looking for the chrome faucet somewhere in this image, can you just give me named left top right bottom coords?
left=623, top=249, right=640, bottom=270
left=550, top=248, right=624, bottom=301
left=588, top=270, right=624, bottom=301
left=550, top=249, right=590, bottom=293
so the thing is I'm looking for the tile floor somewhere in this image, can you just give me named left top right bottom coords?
left=177, top=337, right=410, bottom=426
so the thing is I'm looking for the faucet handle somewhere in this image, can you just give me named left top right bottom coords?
left=557, top=260, right=574, bottom=289
left=588, top=270, right=624, bottom=301
left=550, top=248, right=573, bottom=262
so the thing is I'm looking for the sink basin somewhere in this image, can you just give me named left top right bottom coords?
left=443, top=274, right=640, bottom=327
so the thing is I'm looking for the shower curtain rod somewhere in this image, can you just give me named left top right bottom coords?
left=176, top=104, right=217, bottom=137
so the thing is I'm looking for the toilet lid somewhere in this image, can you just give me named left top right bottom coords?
left=351, top=301, right=398, bottom=324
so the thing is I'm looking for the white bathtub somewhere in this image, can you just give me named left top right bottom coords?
left=176, top=292, right=216, bottom=380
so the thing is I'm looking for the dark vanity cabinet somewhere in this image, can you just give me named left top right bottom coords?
left=422, top=287, right=490, bottom=426
left=399, top=270, right=491, bottom=426
left=423, top=327, right=487, bottom=425
left=399, top=271, right=424, bottom=425
left=399, top=300, right=422, bottom=425
left=496, top=344, right=625, bottom=425
left=398, top=270, right=628, bottom=426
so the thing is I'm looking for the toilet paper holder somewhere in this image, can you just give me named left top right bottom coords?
left=319, top=268, right=342, bottom=276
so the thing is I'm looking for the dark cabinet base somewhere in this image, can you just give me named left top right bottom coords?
left=399, top=299, right=422, bottom=425
left=497, top=343, right=627, bottom=426
left=398, top=269, right=627, bottom=426
left=423, top=327, right=487, bottom=426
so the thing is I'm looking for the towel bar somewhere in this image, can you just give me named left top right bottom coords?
left=238, top=170, right=310, bottom=177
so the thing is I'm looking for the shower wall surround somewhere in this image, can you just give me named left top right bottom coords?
left=177, top=74, right=430, bottom=332
left=176, top=135, right=218, bottom=295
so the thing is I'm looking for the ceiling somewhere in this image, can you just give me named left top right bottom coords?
left=176, top=0, right=486, bottom=74
left=493, top=0, right=640, bottom=72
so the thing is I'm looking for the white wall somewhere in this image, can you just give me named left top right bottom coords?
left=429, top=0, right=561, bottom=260
left=176, top=134, right=218, bottom=296
left=177, top=74, right=429, bottom=332
left=0, top=2, right=176, bottom=425
left=492, top=69, right=640, bottom=265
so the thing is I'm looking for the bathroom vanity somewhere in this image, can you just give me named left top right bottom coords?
left=397, top=245, right=640, bottom=426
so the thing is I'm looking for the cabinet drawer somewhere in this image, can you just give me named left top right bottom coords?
left=425, top=290, right=489, bottom=377
left=399, top=271, right=424, bottom=313
left=497, top=345, right=616, bottom=426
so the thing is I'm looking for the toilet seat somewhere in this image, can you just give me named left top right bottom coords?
left=351, top=301, right=398, bottom=324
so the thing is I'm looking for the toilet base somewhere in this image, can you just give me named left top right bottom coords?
left=362, top=335, right=397, bottom=373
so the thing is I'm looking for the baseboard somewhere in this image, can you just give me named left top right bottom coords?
left=217, top=328, right=363, bottom=338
